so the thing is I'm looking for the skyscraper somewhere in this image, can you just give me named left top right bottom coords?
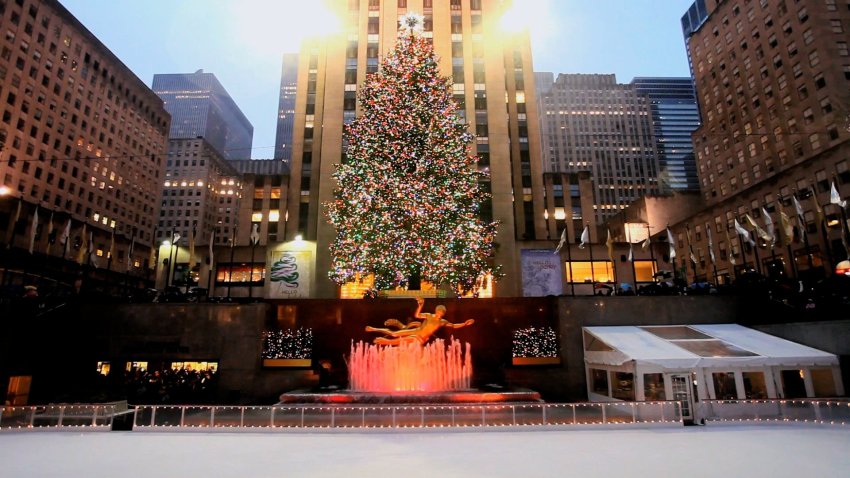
left=0, top=0, right=169, bottom=278
left=668, top=0, right=850, bottom=284
left=631, top=77, right=700, bottom=192
left=274, top=54, right=299, bottom=165
left=285, top=0, right=546, bottom=297
left=152, top=71, right=254, bottom=160
left=537, top=73, right=660, bottom=222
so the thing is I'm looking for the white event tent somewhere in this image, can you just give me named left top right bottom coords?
left=583, top=324, right=843, bottom=420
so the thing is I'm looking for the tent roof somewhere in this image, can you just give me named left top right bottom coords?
left=583, top=324, right=838, bottom=369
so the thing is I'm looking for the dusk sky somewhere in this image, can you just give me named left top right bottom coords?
left=60, top=0, right=695, bottom=159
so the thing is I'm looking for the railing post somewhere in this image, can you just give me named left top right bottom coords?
left=240, top=407, right=245, bottom=427
left=331, top=408, right=335, bottom=428
left=180, top=407, right=186, bottom=427
left=58, top=406, right=66, bottom=428
left=631, top=403, right=637, bottom=423
left=392, top=408, right=396, bottom=428
left=542, top=405, right=547, bottom=425
left=362, top=407, right=366, bottom=428
left=481, top=407, right=485, bottom=426
left=572, top=404, right=577, bottom=425
left=150, top=406, right=156, bottom=427
left=421, top=407, right=425, bottom=427
left=601, top=404, right=607, bottom=424
left=300, top=407, right=305, bottom=428
left=512, top=405, right=516, bottom=426
left=451, top=407, right=455, bottom=427
left=270, top=406, right=276, bottom=428
left=29, top=407, right=36, bottom=428
left=210, top=407, right=215, bottom=427
left=91, top=406, right=98, bottom=427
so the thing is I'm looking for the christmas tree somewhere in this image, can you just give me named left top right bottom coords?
left=326, top=13, right=500, bottom=296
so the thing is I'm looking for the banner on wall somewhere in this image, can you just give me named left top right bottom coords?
left=268, top=249, right=313, bottom=299
left=521, top=249, right=564, bottom=297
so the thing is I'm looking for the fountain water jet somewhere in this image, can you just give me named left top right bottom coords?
left=348, top=338, right=472, bottom=393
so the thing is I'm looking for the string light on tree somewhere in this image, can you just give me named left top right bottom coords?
left=262, top=328, right=313, bottom=359
left=512, top=326, right=559, bottom=358
left=326, top=11, right=501, bottom=296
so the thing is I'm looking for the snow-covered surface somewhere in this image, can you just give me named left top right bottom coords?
left=584, top=324, right=838, bottom=368
left=2, top=426, right=848, bottom=477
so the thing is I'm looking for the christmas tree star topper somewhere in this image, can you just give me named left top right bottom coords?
left=398, top=11, right=425, bottom=36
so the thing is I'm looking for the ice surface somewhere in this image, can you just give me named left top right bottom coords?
left=1, top=425, right=848, bottom=478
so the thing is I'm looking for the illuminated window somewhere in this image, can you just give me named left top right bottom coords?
left=270, top=187, right=281, bottom=199
left=216, top=264, right=266, bottom=284
left=125, top=361, right=148, bottom=372
left=268, top=210, right=280, bottom=222
left=96, top=361, right=111, bottom=376
left=633, top=260, right=657, bottom=282
left=251, top=212, right=263, bottom=222
left=565, top=261, right=614, bottom=283
left=170, top=361, right=218, bottom=372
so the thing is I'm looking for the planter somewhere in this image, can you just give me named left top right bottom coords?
left=263, top=358, right=312, bottom=368
left=511, top=357, right=561, bottom=366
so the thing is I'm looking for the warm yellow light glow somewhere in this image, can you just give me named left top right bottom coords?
left=500, top=0, right=551, bottom=33
left=554, top=208, right=566, bottom=221
left=229, top=1, right=341, bottom=60
left=269, top=210, right=280, bottom=222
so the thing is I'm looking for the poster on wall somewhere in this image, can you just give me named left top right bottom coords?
left=521, top=249, right=563, bottom=297
left=269, top=250, right=313, bottom=299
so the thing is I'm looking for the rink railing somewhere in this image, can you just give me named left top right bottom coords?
left=0, top=403, right=122, bottom=431
left=129, top=401, right=682, bottom=431
left=697, top=399, right=850, bottom=426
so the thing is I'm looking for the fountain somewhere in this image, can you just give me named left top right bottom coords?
left=348, top=338, right=472, bottom=393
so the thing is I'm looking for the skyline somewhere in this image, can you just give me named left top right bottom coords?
left=60, top=0, right=696, bottom=159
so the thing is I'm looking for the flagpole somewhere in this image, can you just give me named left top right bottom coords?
left=587, top=224, right=595, bottom=293
left=794, top=189, right=814, bottom=280
left=565, top=226, right=575, bottom=297
left=627, top=227, right=636, bottom=287
left=833, top=175, right=850, bottom=261
left=646, top=224, right=656, bottom=283
left=249, top=240, right=256, bottom=300
left=812, top=178, right=835, bottom=271
left=227, top=227, right=236, bottom=299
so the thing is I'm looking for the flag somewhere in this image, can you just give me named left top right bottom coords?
left=6, top=198, right=22, bottom=249
left=627, top=241, right=634, bottom=262
left=724, top=226, right=737, bottom=265
left=28, top=206, right=39, bottom=254
left=641, top=237, right=650, bottom=250
left=813, top=193, right=825, bottom=228
left=761, top=208, right=776, bottom=249
left=778, top=205, right=793, bottom=245
left=250, top=223, right=260, bottom=246
left=108, top=228, right=115, bottom=262
left=578, top=225, right=589, bottom=249
left=76, top=224, right=88, bottom=265
left=605, top=228, right=614, bottom=262
left=127, top=236, right=135, bottom=272
left=685, top=225, right=697, bottom=265
left=666, top=226, right=676, bottom=259
left=707, top=227, right=716, bottom=265
left=59, top=218, right=71, bottom=256
left=88, top=230, right=98, bottom=268
left=45, top=211, right=55, bottom=255
left=745, top=214, right=771, bottom=245
left=553, top=227, right=567, bottom=254
left=208, top=229, right=215, bottom=266
left=793, top=195, right=805, bottom=220
left=188, top=226, right=196, bottom=269
left=830, top=181, right=846, bottom=209
left=734, top=218, right=755, bottom=247
left=148, top=241, right=157, bottom=269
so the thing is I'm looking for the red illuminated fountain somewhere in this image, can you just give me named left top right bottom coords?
left=279, top=299, right=540, bottom=404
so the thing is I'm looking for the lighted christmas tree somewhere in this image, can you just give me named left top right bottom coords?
left=326, top=13, right=500, bottom=296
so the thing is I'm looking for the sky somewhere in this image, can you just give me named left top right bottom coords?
left=59, top=0, right=696, bottom=159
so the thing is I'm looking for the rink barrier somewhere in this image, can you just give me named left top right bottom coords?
left=0, top=403, right=122, bottom=431
left=128, top=401, right=683, bottom=431
left=697, top=399, right=850, bottom=426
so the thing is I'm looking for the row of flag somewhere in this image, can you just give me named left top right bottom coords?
left=553, top=180, right=848, bottom=267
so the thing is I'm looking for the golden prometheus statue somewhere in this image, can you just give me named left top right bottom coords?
left=365, top=297, right=474, bottom=346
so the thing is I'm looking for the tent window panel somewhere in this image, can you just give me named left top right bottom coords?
left=565, top=261, right=613, bottom=283
left=712, top=371, right=738, bottom=400
left=610, top=371, right=634, bottom=401
left=644, top=373, right=666, bottom=400
left=591, top=368, right=609, bottom=395
left=811, top=369, right=836, bottom=397
left=743, top=371, right=767, bottom=399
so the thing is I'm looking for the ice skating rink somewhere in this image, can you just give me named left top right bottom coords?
left=1, top=425, right=849, bottom=478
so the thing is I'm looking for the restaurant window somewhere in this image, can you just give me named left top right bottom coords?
left=565, top=261, right=613, bottom=283
left=644, top=373, right=666, bottom=400
left=216, top=263, right=266, bottom=284
left=634, top=260, right=657, bottom=282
